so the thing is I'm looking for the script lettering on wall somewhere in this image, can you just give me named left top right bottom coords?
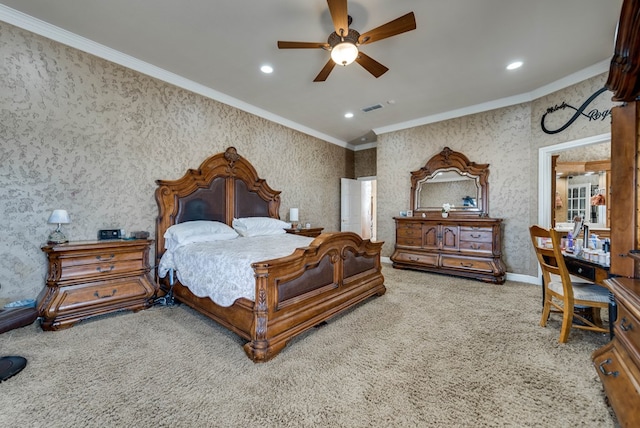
left=540, top=87, right=612, bottom=134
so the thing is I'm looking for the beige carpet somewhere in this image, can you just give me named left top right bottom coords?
left=0, top=265, right=615, bottom=427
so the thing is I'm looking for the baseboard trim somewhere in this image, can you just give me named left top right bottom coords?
left=506, top=273, right=540, bottom=285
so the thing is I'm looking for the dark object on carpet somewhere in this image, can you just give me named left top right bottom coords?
left=0, top=307, right=38, bottom=334
left=0, top=356, right=27, bottom=382
left=0, top=306, right=38, bottom=381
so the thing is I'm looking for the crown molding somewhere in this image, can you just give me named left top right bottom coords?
left=0, top=5, right=347, bottom=149
left=374, top=60, right=610, bottom=136
left=1, top=5, right=610, bottom=151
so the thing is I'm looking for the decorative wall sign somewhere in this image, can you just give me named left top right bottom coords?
left=540, top=87, right=611, bottom=134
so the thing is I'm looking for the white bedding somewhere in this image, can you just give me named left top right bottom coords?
left=158, top=234, right=314, bottom=307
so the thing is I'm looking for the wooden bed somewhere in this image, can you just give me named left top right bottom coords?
left=155, top=147, right=386, bottom=362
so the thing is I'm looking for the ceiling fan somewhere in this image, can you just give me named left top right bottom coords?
left=277, top=0, right=416, bottom=82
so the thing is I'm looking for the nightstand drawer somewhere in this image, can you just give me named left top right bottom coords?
left=48, top=277, right=153, bottom=315
left=60, top=250, right=142, bottom=267
left=59, top=259, right=146, bottom=283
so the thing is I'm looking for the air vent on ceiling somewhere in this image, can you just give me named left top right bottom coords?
left=361, top=103, right=384, bottom=113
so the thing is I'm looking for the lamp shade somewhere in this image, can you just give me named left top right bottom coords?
left=289, top=208, right=299, bottom=222
left=48, top=209, right=70, bottom=224
left=331, top=42, right=358, bottom=66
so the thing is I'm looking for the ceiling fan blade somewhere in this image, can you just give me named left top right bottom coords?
left=327, top=0, right=349, bottom=36
left=314, top=59, right=337, bottom=82
left=355, top=52, right=389, bottom=78
left=278, top=41, right=329, bottom=49
left=358, top=12, right=417, bottom=45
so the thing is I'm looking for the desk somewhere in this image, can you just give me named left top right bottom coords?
left=563, top=253, right=610, bottom=285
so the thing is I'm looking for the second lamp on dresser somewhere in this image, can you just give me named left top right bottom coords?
left=391, top=147, right=506, bottom=284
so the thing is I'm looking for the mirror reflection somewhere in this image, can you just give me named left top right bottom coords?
left=416, top=169, right=481, bottom=211
left=556, top=170, right=608, bottom=228
left=553, top=141, right=610, bottom=233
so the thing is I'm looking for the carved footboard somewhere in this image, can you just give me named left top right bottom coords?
left=247, top=232, right=385, bottom=362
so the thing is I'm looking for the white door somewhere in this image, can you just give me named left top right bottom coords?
left=341, top=178, right=362, bottom=234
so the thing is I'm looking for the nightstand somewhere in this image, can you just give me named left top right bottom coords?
left=285, top=227, right=324, bottom=238
left=38, top=239, right=157, bottom=331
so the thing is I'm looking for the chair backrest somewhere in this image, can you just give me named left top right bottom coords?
left=529, top=225, right=574, bottom=299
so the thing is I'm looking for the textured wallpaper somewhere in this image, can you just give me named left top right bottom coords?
left=378, top=73, right=613, bottom=277
left=354, top=148, right=376, bottom=178
left=0, top=22, right=351, bottom=300
left=0, top=20, right=615, bottom=300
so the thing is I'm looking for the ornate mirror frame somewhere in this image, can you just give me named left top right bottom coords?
left=410, top=147, right=490, bottom=217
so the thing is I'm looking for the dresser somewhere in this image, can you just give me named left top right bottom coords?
left=591, top=2, right=640, bottom=424
left=391, top=216, right=505, bottom=284
left=38, top=239, right=157, bottom=330
left=592, top=277, right=640, bottom=427
left=393, top=146, right=505, bottom=284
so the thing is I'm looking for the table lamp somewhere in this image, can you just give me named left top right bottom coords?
left=47, top=209, right=70, bottom=244
left=289, top=208, right=299, bottom=229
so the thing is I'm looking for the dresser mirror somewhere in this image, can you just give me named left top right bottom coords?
left=410, top=147, right=489, bottom=216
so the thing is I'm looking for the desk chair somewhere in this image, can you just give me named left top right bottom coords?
left=529, top=225, right=610, bottom=343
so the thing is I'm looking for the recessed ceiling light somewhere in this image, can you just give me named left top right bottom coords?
left=506, top=61, right=523, bottom=70
left=260, top=65, right=273, bottom=74
left=344, top=112, right=354, bottom=118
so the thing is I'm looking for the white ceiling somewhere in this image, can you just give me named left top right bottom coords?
left=0, top=1, right=622, bottom=149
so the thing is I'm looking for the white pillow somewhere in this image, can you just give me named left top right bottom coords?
left=164, top=220, right=238, bottom=251
left=232, top=217, right=291, bottom=237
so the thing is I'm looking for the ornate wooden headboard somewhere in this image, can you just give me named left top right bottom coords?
left=155, top=147, right=281, bottom=264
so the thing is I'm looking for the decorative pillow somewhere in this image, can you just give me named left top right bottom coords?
left=232, top=217, right=291, bottom=237
left=164, top=220, right=238, bottom=251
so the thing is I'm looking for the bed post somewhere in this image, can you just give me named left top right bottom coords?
left=243, top=270, right=286, bottom=362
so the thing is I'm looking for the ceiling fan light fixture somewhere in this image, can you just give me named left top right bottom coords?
left=331, top=42, right=358, bottom=66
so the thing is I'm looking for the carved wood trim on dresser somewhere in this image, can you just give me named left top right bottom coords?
left=391, top=217, right=506, bottom=284
left=37, top=239, right=157, bottom=331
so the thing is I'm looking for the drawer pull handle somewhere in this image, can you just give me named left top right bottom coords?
left=620, top=317, right=634, bottom=332
left=96, top=254, right=115, bottom=261
left=460, top=262, right=474, bottom=268
left=598, top=359, right=619, bottom=377
left=470, top=244, right=480, bottom=250
left=470, top=234, right=482, bottom=238
left=94, top=289, right=117, bottom=299
left=577, top=267, right=583, bottom=274
left=96, top=265, right=115, bottom=273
